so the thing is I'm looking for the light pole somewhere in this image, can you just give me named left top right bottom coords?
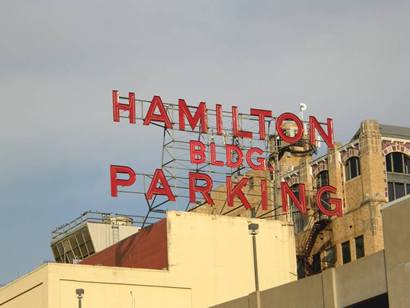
left=248, top=222, right=261, bottom=308
left=76, top=288, right=84, bottom=308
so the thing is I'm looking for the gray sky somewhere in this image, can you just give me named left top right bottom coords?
left=1, top=0, right=409, bottom=284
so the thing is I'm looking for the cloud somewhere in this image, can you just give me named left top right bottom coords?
left=1, top=0, right=410, bottom=284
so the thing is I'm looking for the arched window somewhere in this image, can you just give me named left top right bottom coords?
left=289, top=184, right=307, bottom=233
left=386, top=152, right=410, bottom=201
left=345, top=157, right=360, bottom=181
left=385, top=152, right=410, bottom=174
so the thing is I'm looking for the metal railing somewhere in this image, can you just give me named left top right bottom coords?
left=51, top=210, right=163, bottom=242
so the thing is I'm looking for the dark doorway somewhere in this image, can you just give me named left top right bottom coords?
left=344, top=293, right=389, bottom=308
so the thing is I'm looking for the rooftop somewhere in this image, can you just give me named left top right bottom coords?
left=380, top=124, right=410, bottom=139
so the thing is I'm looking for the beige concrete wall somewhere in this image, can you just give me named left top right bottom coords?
left=0, top=264, right=48, bottom=308
left=47, top=264, right=191, bottom=308
left=382, top=195, right=410, bottom=308
left=212, top=251, right=386, bottom=308
left=335, top=251, right=386, bottom=307
left=0, top=211, right=296, bottom=308
left=166, top=211, right=296, bottom=307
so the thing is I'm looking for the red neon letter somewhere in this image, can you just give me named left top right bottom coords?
left=250, top=108, right=272, bottom=140
left=280, top=182, right=306, bottom=214
left=316, top=185, right=342, bottom=217
left=216, top=104, right=223, bottom=135
left=245, top=147, right=266, bottom=171
left=309, top=116, right=334, bottom=149
left=112, top=90, right=136, bottom=124
left=275, top=112, right=304, bottom=144
left=232, top=106, right=253, bottom=139
left=143, top=96, right=172, bottom=128
left=226, top=144, right=243, bottom=168
left=110, top=165, right=136, bottom=197
left=146, top=169, right=176, bottom=201
left=190, top=140, right=206, bottom=164
left=261, top=179, right=268, bottom=210
left=210, top=142, right=224, bottom=166
left=226, top=176, right=250, bottom=209
left=178, top=100, right=208, bottom=133
left=189, top=172, right=214, bottom=205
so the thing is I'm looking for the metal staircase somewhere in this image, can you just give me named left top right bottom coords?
left=297, top=206, right=331, bottom=277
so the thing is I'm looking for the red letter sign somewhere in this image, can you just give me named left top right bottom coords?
left=143, top=96, right=172, bottom=128
left=112, top=90, right=136, bottom=124
left=190, top=140, right=206, bottom=164
left=316, top=185, right=342, bottom=217
left=216, top=104, right=223, bottom=135
left=280, top=182, right=306, bottom=214
left=226, top=144, right=243, bottom=168
left=250, top=108, right=272, bottom=140
left=210, top=142, right=224, bottom=166
left=110, top=165, right=136, bottom=197
left=245, top=147, right=265, bottom=171
left=189, top=172, right=214, bottom=205
left=232, top=106, right=253, bottom=139
left=146, top=169, right=176, bottom=201
left=226, top=176, right=250, bottom=209
left=309, top=116, right=334, bottom=149
left=276, top=112, right=304, bottom=144
left=178, top=100, right=208, bottom=133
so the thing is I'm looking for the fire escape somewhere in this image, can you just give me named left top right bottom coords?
left=297, top=199, right=332, bottom=277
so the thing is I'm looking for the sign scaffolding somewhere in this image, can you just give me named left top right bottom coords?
left=111, top=90, right=341, bottom=227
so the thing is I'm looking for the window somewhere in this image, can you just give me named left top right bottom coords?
left=316, top=171, right=331, bottom=213
left=297, top=257, right=306, bottom=279
left=52, top=245, right=61, bottom=263
left=345, top=157, right=360, bottom=180
left=355, top=235, right=365, bottom=259
left=325, top=246, right=336, bottom=267
left=316, top=170, right=329, bottom=188
left=342, top=241, right=351, bottom=264
left=386, top=152, right=410, bottom=174
left=290, top=184, right=307, bottom=233
left=396, top=183, right=405, bottom=199
left=312, top=252, right=322, bottom=274
left=69, top=237, right=81, bottom=259
left=388, top=181, right=410, bottom=201
left=388, top=182, right=395, bottom=201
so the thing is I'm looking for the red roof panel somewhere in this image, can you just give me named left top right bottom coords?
left=81, top=218, right=168, bottom=270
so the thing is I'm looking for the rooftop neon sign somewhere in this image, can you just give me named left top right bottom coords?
left=110, top=90, right=342, bottom=217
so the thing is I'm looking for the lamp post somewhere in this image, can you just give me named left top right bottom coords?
left=76, top=288, right=84, bottom=308
left=248, top=222, right=261, bottom=308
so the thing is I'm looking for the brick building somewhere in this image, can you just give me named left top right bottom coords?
left=192, top=120, right=410, bottom=278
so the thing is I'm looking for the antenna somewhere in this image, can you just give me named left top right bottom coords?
left=299, top=103, right=307, bottom=135
left=299, top=103, right=307, bottom=120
